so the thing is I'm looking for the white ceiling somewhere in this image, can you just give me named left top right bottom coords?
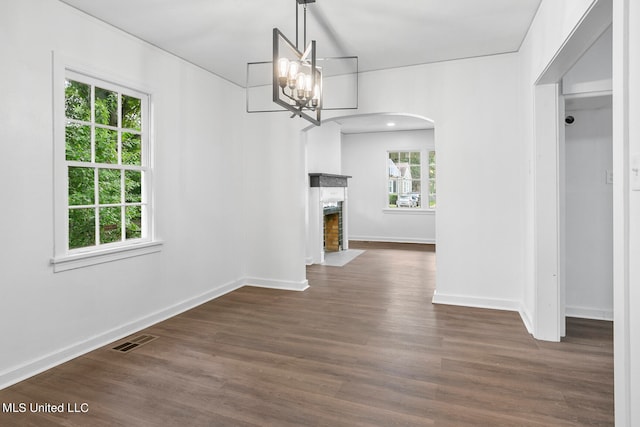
left=59, top=0, right=541, bottom=89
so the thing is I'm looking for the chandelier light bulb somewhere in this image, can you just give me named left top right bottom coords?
left=295, top=72, right=306, bottom=100
left=302, top=74, right=313, bottom=102
left=296, top=72, right=306, bottom=89
left=278, top=58, right=289, bottom=77
left=288, top=61, right=300, bottom=81
left=278, top=58, right=290, bottom=87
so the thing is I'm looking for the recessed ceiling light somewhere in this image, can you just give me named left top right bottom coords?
left=387, top=122, right=396, bottom=127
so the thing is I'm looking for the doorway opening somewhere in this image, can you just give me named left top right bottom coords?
left=303, top=112, right=435, bottom=265
left=563, top=92, right=613, bottom=321
left=532, top=6, right=612, bottom=341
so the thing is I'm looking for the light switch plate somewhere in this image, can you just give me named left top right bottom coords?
left=632, top=153, right=640, bottom=191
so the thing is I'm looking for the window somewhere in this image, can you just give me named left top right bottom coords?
left=52, top=66, right=159, bottom=271
left=428, top=150, right=436, bottom=209
left=387, top=150, right=436, bottom=209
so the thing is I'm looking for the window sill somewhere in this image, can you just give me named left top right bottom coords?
left=383, top=208, right=436, bottom=215
left=51, top=241, right=163, bottom=273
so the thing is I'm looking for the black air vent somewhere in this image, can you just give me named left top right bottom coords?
left=112, top=334, right=158, bottom=353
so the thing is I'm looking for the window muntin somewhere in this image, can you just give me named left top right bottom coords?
left=64, top=74, right=148, bottom=252
left=387, top=150, right=436, bottom=210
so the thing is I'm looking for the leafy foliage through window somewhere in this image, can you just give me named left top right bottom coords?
left=64, top=76, right=147, bottom=250
left=387, top=150, right=436, bottom=209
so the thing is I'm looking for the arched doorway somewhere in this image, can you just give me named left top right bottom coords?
left=302, top=113, right=435, bottom=264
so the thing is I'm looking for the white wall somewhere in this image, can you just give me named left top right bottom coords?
left=341, top=130, right=436, bottom=244
left=627, top=1, right=640, bottom=421
left=564, top=105, right=613, bottom=320
left=630, top=10, right=640, bottom=424
left=241, top=111, right=309, bottom=290
left=0, top=0, right=247, bottom=387
left=306, top=120, right=342, bottom=175
left=304, top=121, right=342, bottom=264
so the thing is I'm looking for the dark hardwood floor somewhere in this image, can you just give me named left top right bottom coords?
left=0, top=242, right=613, bottom=426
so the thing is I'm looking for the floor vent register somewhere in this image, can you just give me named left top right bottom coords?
left=112, top=334, right=158, bottom=353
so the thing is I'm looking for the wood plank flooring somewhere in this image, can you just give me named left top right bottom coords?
left=0, top=242, right=613, bottom=426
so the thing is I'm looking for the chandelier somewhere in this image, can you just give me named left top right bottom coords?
left=246, top=0, right=358, bottom=125
left=272, top=0, right=323, bottom=125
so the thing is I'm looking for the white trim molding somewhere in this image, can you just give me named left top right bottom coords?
left=350, top=236, right=436, bottom=245
left=431, top=290, right=521, bottom=313
left=51, top=241, right=163, bottom=272
left=518, top=308, right=534, bottom=335
left=432, top=291, right=534, bottom=335
left=382, top=208, right=436, bottom=216
left=244, top=277, right=310, bottom=291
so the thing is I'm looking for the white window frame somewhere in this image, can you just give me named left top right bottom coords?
left=51, top=55, right=161, bottom=272
left=384, top=149, right=436, bottom=214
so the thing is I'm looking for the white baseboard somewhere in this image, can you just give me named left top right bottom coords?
left=430, top=292, right=614, bottom=333
left=0, top=276, right=308, bottom=390
left=518, top=306, right=534, bottom=334
left=565, top=306, right=614, bottom=321
left=432, top=290, right=533, bottom=334
left=244, top=277, right=309, bottom=291
left=431, top=290, right=520, bottom=312
left=349, top=236, right=436, bottom=244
